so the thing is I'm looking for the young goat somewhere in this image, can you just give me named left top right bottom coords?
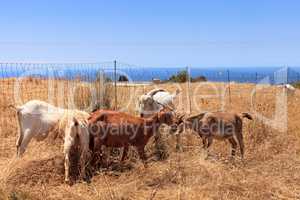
left=12, top=100, right=90, bottom=183
left=88, top=109, right=177, bottom=165
left=185, top=112, right=253, bottom=159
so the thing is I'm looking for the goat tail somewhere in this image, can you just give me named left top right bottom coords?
left=241, top=112, right=253, bottom=120
left=15, top=105, right=23, bottom=153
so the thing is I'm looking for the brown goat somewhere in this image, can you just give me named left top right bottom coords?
left=88, top=109, right=176, bottom=165
left=185, top=112, right=253, bottom=159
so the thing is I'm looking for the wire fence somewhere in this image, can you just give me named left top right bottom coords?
left=0, top=61, right=298, bottom=110
left=0, top=61, right=298, bottom=138
left=1, top=62, right=299, bottom=83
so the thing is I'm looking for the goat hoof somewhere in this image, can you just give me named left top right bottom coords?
left=175, top=145, right=182, bottom=152
left=82, top=176, right=90, bottom=184
left=65, top=179, right=72, bottom=185
left=143, top=162, right=149, bottom=168
left=204, top=153, right=210, bottom=160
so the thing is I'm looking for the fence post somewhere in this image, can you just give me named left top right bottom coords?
left=186, top=66, right=192, bottom=114
left=255, top=72, right=258, bottom=83
left=227, top=70, right=231, bottom=105
left=254, top=72, right=258, bottom=110
left=99, top=68, right=104, bottom=109
left=286, top=66, right=290, bottom=84
left=114, top=60, right=117, bottom=110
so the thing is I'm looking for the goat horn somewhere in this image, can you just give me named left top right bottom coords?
left=178, top=113, right=185, bottom=119
left=155, top=101, right=175, bottom=111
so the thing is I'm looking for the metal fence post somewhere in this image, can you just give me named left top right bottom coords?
left=114, top=60, right=117, bottom=110
left=254, top=72, right=258, bottom=110
left=186, top=66, right=192, bottom=114
left=287, top=66, right=289, bottom=84
left=99, top=68, right=104, bottom=109
left=227, top=69, right=231, bottom=105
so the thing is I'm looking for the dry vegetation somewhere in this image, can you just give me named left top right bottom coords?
left=0, top=77, right=300, bottom=199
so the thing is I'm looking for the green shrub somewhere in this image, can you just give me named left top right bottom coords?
left=293, top=81, right=300, bottom=89
left=168, top=70, right=188, bottom=83
left=168, top=70, right=206, bottom=83
left=191, top=76, right=207, bottom=82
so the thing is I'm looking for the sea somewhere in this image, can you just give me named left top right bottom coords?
left=0, top=64, right=300, bottom=85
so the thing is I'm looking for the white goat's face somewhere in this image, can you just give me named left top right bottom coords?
left=139, top=95, right=158, bottom=116
left=139, top=96, right=153, bottom=110
left=65, top=117, right=80, bottom=139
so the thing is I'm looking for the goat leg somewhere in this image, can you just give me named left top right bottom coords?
left=137, top=146, right=147, bottom=167
left=228, top=138, right=238, bottom=157
left=64, top=152, right=71, bottom=184
left=204, top=137, right=213, bottom=159
left=121, top=146, right=129, bottom=162
left=80, top=150, right=88, bottom=182
left=201, top=136, right=207, bottom=149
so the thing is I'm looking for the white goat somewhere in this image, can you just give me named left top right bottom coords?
left=59, top=110, right=90, bottom=183
left=13, top=100, right=90, bottom=183
left=277, top=84, right=296, bottom=95
left=138, top=88, right=180, bottom=117
left=138, top=88, right=183, bottom=150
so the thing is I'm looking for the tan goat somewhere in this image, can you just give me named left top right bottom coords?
left=185, top=112, right=253, bottom=159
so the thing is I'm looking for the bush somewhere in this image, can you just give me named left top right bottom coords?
left=191, top=76, right=207, bottom=82
left=118, top=75, right=129, bottom=82
left=168, top=70, right=188, bottom=83
left=168, top=70, right=207, bottom=83
left=293, top=81, right=300, bottom=89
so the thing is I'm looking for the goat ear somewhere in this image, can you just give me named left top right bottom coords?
left=73, top=117, right=79, bottom=126
left=175, top=111, right=184, bottom=121
left=96, top=114, right=106, bottom=122
left=178, top=114, right=185, bottom=121
left=186, top=112, right=206, bottom=122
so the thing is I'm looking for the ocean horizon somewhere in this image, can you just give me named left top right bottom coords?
left=0, top=65, right=300, bottom=85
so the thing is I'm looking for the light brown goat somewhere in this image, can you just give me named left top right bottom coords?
left=185, top=112, right=252, bottom=159
left=88, top=109, right=177, bottom=165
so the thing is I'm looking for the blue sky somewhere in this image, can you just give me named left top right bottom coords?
left=0, top=0, right=299, bottom=67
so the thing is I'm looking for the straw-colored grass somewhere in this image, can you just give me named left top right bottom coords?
left=0, top=78, right=300, bottom=199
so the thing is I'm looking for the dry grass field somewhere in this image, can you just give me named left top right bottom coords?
left=0, top=78, right=300, bottom=200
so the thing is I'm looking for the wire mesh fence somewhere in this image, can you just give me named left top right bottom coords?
left=0, top=61, right=298, bottom=140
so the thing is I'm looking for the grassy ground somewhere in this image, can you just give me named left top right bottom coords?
left=0, top=78, right=300, bottom=199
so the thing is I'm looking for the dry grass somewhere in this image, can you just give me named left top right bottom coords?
left=0, top=78, right=300, bottom=199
